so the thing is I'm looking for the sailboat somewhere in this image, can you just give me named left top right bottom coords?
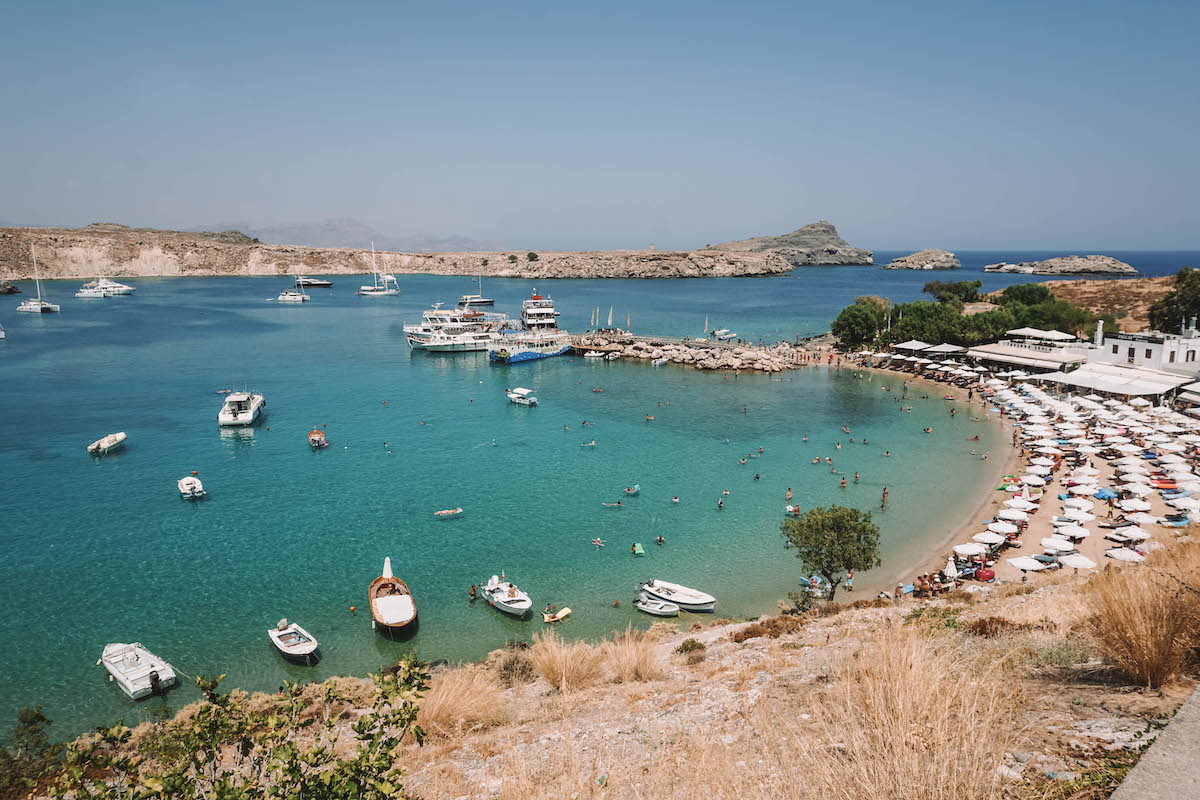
left=276, top=273, right=310, bottom=303
left=698, top=315, right=709, bottom=340
left=358, top=244, right=400, bottom=297
left=606, top=306, right=613, bottom=328
left=17, top=247, right=60, bottom=313
left=626, top=312, right=631, bottom=333
left=458, top=276, right=494, bottom=307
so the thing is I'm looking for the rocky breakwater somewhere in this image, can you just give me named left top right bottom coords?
left=984, top=255, right=1138, bottom=275
left=881, top=248, right=960, bottom=270
left=702, top=220, right=873, bottom=266
left=0, top=224, right=792, bottom=280
left=577, top=334, right=798, bottom=372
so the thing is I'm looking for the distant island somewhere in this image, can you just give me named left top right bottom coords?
left=880, top=249, right=960, bottom=270
left=0, top=220, right=870, bottom=280
left=983, top=255, right=1138, bottom=275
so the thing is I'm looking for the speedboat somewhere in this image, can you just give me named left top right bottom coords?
left=634, top=592, right=679, bottom=617
left=87, top=431, right=127, bottom=455
left=276, top=289, right=310, bottom=303
left=98, top=642, right=177, bottom=700
left=218, top=392, right=266, bottom=426
left=16, top=247, right=59, bottom=313
left=368, top=557, right=417, bottom=632
left=652, top=357, right=669, bottom=366
left=267, top=619, right=319, bottom=664
left=178, top=475, right=206, bottom=499
left=605, top=352, right=621, bottom=361
left=639, top=579, right=716, bottom=612
left=713, top=329, right=737, bottom=341
left=482, top=575, right=532, bottom=617
left=507, top=387, right=538, bottom=405
left=294, top=276, right=333, bottom=287
left=584, top=351, right=606, bottom=359
left=308, top=429, right=328, bottom=448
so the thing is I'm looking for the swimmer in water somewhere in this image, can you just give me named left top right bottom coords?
left=813, top=457, right=820, bottom=464
left=786, top=488, right=793, bottom=500
left=923, top=427, right=933, bottom=434
left=563, top=425, right=569, bottom=430
left=802, top=435, right=808, bottom=442
left=836, top=442, right=842, bottom=450
left=717, top=499, right=724, bottom=509
left=602, top=500, right=623, bottom=507
left=656, top=534, right=666, bottom=544
left=840, top=477, right=846, bottom=488
left=672, top=495, right=679, bottom=503
left=884, top=450, right=891, bottom=457
left=854, top=471, right=859, bottom=482
left=825, top=457, right=832, bottom=465
left=754, top=473, right=760, bottom=481
left=723, top=489, right=730, bottom=496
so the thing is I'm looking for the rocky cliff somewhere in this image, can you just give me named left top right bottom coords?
left=983, top=255, right=1138, bottom=275
left=703, top=220, right=874, bottom=265
left=881, top=248, right=961, bottom=270
left=0, top=224, right=792, bottom=280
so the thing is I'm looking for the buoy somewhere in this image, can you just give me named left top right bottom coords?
left=192, top=470, right=198, bottom=476
left=350, top=605, right=356, bottom=613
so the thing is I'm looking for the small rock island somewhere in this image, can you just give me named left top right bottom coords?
left=881, top=249, right=960, bottom=270
left=704, top=220, right=873, bottom=266
left=984, top=255, right=1138, bottom=275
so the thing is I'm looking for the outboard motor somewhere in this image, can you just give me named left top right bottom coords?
left=149, top=670, right=162, bottom=696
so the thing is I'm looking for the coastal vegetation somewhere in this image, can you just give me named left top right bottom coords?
left=780, top=504, right=881, bottom=601
left=831, top=280, right=1119, bottom=349
left=1148, top=266, right=1200, bottom=333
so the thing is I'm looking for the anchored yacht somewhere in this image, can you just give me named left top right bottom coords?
left=457, top=276, right=495, bottom=307
left=358, top=244, right=400, bottom=296
left=16, top=247, right=59, bottom=313
left=218, top=392, right=266, bottom=426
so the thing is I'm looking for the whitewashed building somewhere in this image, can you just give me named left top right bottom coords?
left=1090, top=319, right=1200, bottom=374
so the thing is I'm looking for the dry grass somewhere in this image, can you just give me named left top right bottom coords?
left=417, top=666, right=509, bottom=738
left=731, top=615, right=805, bottom=643
left=1086, top=542, right=1200, bottom=688
left=530, top=629, right=605, bottom=693
left=602, top=624, right=663, bottom=683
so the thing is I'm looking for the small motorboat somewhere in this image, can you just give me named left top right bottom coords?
left=634, top=592, right=679, bottom=617
left=368, top=557, right=417, bottom=632
left=267, top=618, right=319, bottom=665
left=542, top=606, right=572, bottom=623
left=624, top=484, right=640, bottom=496
left=308, top=429, right=328, bottom=448
left=605, top=352, right=621, bottom=361
left=584, top=351, right=606, bottom=359
left=482, top=575, right=532, bottom=617
left=713, top=329, right=737, bottom=341
left=218, top=392, right=266, bottom=426
left=87, top=431, right=127, bottom=455
left=178, top=475, right=206, bottom=499
left=98, top=642, right=177, bottom=700
left=434, top=507, right=463, bottom=519
left=640, top=579, right=716, bottom=612
left=295, top=276, right=333, bottom=287
left=652, top=357, right=669, bottom=366
left=507, top=387, right=538, bottom=406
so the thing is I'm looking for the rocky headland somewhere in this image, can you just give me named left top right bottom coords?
left=983, top=255, right=1138, bottom=275
left=881, top=248, right=961, bottom=270
left=576, top=333, right=802, bottom=372
left=0, top=279, right=20, bottom=294
left=702, top=220, right=873, bottom=266
left=0, top=223, right=833, bottom=281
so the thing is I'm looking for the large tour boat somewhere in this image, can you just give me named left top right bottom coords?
left=487, top=290, right=570, bottom=363
left=404, top=303, right=512, bottom=351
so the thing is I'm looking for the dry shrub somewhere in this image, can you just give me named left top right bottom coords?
left=494, top=649, right=537, bottom=687
left=966, top=616, right=1040, bottom=638
left=531, top=629, right=605, bottom=693
left=791, top=625, right=1019, bottom=799
left=645, top=620, right=679, bottom=640
left=686, top=650, right=706, bottom=665
left=732, top=615, right=805, bottom=644
left=603, top=624, right=663, bottom=683
left=417, top=666, right=508, bottom=737
left=1086, top=543, right=1200, bottom=688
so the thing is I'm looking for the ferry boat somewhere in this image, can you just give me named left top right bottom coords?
left=457, top=276, right=495, bottom=307
left=218, top=392, right=266, bottom=426
left=520, top=289, right=561, bottom=330
left=404, top=303, right=512, bottom=351
left=488, top=331, right=572, bottom=363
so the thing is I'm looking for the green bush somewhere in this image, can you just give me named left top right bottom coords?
left=526, top=252, right=539, bottom=261
left=675, top=638, right=706, bottom=654
left=507, top=254, right=518, bottom=263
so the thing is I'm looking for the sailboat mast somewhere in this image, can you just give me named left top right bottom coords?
left=31, top=246, right=43, bottom=300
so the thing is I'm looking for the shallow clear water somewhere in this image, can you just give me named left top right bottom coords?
left=0, top=252, right=1193, bottom=734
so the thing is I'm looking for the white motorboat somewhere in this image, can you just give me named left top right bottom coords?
left=98, top=642, right=177, bottom=700
left=276, top=289, right=310, bottom=303
left=482, top=575, right=532, bottom=617
left=634, top=592, right=679, bottom=617
left=583, top=351, right=606, bottom=359
left=0, top=323, right=5, bottom=340
left=294, top=276, right=333, bottom=287
left=87, top=431, right=127, bottom=455
left=218, top=392, right=266, bottom=426
left=76, top=277, right=136, bottom=297
left=713, top=329, right=737, bottom=341
left=605, top=352, right=621, bottom=361
left=639, top=579, right=716, bottom=612
left=178, top=475, right=206, bottom=499
left=507, top=387, right=538, bottom=406
left=652, top=357, right=669, bottom=366
left=16, top=247, right=60, bottom=313
left=358, top=244, right=400, bottom=296
left=268, top=618, right=319, bottom=664
left=457, top=276, right=495, bottom=307
left=75, top=286, right=109, bottom=298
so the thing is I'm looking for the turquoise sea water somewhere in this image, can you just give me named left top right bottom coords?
left=0, top=252, right=1194, bottom=735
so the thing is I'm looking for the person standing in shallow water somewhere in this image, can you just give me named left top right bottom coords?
left=786, top=488, right=792, bottom=501
left=880, top=487, right=888, bottom=509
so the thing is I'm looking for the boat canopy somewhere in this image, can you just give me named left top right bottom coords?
left=510, top=387, right=534, bottom=396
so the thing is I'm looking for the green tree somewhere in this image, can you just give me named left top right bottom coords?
left=997, top=282, right=1052, bottom=306
left=1149, top=267, right=1200, bottom=333
left=526, top=252, right=539, bottom=261
left=922, top=280, right=982, bottom=304
left=507, top=254, right=518, bottom=263
left=780, top=505, right=881, bottom=600
left=0, top=706, right=63, bottom=796
left=854, top=295, right=891, bottom=315
left=831, top=303, right=881, bottom=347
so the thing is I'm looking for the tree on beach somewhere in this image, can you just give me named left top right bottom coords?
left=831, top=303, right=881, bottom=347
left=781, top=505, right=881, bottom=601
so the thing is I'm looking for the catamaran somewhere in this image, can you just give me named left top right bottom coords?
left=16, top=247, right=60, bottom=313
left=358, top=243, right=400, bottom=296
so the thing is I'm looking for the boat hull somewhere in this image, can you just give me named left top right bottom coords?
left=640, top=581, right=716, bottom=612
left=489, top=344, right=572, bottom=363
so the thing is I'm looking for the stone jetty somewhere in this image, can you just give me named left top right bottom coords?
left=575, top=333, right=802, bottom=372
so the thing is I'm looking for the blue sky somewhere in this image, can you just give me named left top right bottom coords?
left=1, top=1, right=1197, bottom=250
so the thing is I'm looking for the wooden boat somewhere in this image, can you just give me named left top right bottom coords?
left=434, top=507, right=463, bottom=519
left=368, top=557, right=417, bottom=631
left=308, top=429, right=327, bottom=448
left=87, top=431, right=127, bottom=455
left=267, top=618, right=319, bottom=664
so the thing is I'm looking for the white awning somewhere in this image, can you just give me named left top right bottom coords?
left=894, top=339, right=931, bottom=351
left=925, top=343, right=964, bottom=353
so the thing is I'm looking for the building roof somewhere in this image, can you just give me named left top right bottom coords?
left=924, top=343, right=965, bottom=353
left=966, top=342, right=1086, bottom=370
left=1032, top=363, right=1193, bottom=397
left=1006, top=327, right=1075, bottom=341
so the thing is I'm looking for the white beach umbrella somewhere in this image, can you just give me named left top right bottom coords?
left=1130, top=397, right=1152, bottom=407
left=1113, top=455, right=1144, bottom=465
left=1125, top=512, right=1164, bottom=525
left=1065, top=485, right=1093, bottom=496
left=1179, top=434, right=1200, bottom=444
left=1124, top=484, right=1155, bottom=496
left=973, top=531, right=1006, bottom=544
left=1059, top=554, right=1097, bottom=569
left=1007, top=556, right=1047, bottom=572
left=1169, top=497, right=1200, bottom=510
left=1076, top=446, right=1101, bottom=454
left=1072, top=465, right=1100, bottom=475
left=1105, top=435, right=1132, bottom=444
left=1005, top=498, right=1038, bottom=511
left=1114, top=526, right=1150, bottom=541
left=1106, top=548, right=1145, bottom=563
left=1119, top=464, right=1150, bottom=475
left=1069, top=475, right=1099, bottom=485
left=1159, top=442, right=1186, bottom=452
left=1055, top=525, right=1091, bottom=539
left=1027, top=465, right=1052, bottom=475
left=1038, top=447, right=1064, bottom=455
left=1033, top=438, right=1061, bottom=446
left=1120, top=473, right=1151, bottom=484
left=1114, top=444, right=1143, bottom=453
left=988, top=521, right=1019, bottom=534
left=945, top=558, right=959, bottom=580
left=1041, top=537, right=1076, bottom=553
left=1021, top=475, right=1047, bottom=486
left=1063, top=498, right=1095, bottom=510
left=1119, top=499, right=1153, bottom=512
left=1146, top=434, right=1171, bottom=443
left=997, top=509, right=1028, bottom=521
left=1064, top=509, right=1096, bottom=522
left=953, top=542, right=987, bottom=556
left=1178, top=481, right=1200, bottom=492
left=1159, top=453, right=1188, bottom=464
left=1030, top=457, right=1056, bottom=466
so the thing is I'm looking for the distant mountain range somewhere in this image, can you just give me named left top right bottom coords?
left=187, top=217, right=503, bottom=253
